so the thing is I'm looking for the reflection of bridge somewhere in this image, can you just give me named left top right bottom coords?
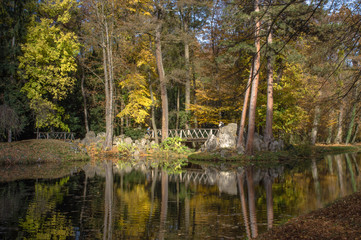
left=152, top=169, right=215, bottom=185
left=149, top=128, right=218, bottom=142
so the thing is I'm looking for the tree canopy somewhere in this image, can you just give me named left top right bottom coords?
left=1, top=0, right=361, bottom=148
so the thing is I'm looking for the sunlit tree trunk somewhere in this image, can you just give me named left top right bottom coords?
left=237, top=64, right=253, bottom=149
left=335, top=101, right=345, bottom=144
left=326, top=122, right=333, bottom=144
left=246, top=167, right=258, bottom=238
left=311, top=103, right=321, bottom=145
left=184, top=17, right=191, bottom=130
left=94, top=0, right=114, bottom=150
left=155, top=10, right=169, bottom=141
left=264, top=26, right=274, bottom=149
left=192, top=74, right=198, bottom=128
left=237, top=170, right=251, bottom=239
left=245, top=0, right=261, bottom=155
left=81, top=65, right=89, bottom=133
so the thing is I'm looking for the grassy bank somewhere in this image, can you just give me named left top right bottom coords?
left=188, top=144, right=361, bottom=164
left=256, top=191, right=361, bottom=239
left=0, top=139, right=89, bottom=165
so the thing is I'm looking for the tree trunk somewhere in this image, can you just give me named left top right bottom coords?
left=155, top=16, right=168, bottom=141
left=245, top=0, right=261, bottom=155
left=184, top=18, right=191, bottom=130
left=81, top=65, right=89, bottom=133
left=149, top=81, right=159, bottom=144
left=311, top=103, right=321, bottom=145
left=97, top=0, right=114, bottom=150
left=8, top=129, right=12, bottom=143
left=264, top=27, right=274, bottom=149
left=335, top=101, right=344, bottom=144
left=345, top=104, right=356, bottom=144
left=120, top=95, right=124, bottom=135
left=192, top=72, right=198, bottom=128
left=237, top=64, right=253, bottom=149
left=176, top=86, right=180, bottom=129
left=351, top=123, right=358, bottom=143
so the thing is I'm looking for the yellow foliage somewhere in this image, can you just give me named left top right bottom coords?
left=117, top=73, right=153, bottom=124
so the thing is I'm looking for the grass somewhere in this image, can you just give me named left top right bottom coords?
left=0, top=139, right=89, bottom=165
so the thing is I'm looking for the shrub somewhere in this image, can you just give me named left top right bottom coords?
left=160, top=137, right=191, bottom=154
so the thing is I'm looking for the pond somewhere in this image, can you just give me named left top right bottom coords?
left=1, top=153, right=360, bottom=239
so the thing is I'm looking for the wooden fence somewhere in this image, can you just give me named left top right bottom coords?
left=35, top=132, right=75, bottom=141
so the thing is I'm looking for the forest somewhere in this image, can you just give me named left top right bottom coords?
left=1, top=0, right=360, bottom=153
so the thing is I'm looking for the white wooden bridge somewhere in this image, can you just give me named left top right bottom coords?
left=149, top=128, right=218, bottom=142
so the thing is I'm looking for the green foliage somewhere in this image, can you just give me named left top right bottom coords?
left=160, top=137, right=191, bottom=154
left=117, top=141, right=136, bottom=155
left=124, top=127, right=146, bottom=140
left=18, top=0, right=80, bottom=131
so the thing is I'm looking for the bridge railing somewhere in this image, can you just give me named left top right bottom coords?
left=35, top=132, right=75, bottom=141
left=149, top=128, right=218, bottom=141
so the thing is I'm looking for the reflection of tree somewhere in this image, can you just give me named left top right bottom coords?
left=246, top=167, right=258, bottom=238
left=263, top=170, right=274, bottom=230
left=345, top=154, right=356, bottom=192
left=237, top=170, right=251, bottom=239
left=103, top=160, right=113, bottom=240
left=19, top=177, right=74, bottom=239
left=159, top=169, right=168, bottom=240
left=185, top=179, right=190, bottom=237
left=311, top=158, right=322, bottom=208
left=335, top=154, right=346, bottom=197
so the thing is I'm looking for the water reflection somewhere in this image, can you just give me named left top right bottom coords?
left=1, top=153, right=361, bottom=239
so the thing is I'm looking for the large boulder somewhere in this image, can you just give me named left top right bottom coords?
left=81, top=131, right=97, bottom=146
left=218, top=123, right=237, bottom=148
left=253, top=132, right=266, bottom=151
left=202, top=134, right=218, bottom=152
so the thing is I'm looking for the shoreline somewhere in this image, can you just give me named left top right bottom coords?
left=256, top=191, right=361, bottom=239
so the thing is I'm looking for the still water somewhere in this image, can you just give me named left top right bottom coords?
left=1, top=153, right=360, bottom=239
